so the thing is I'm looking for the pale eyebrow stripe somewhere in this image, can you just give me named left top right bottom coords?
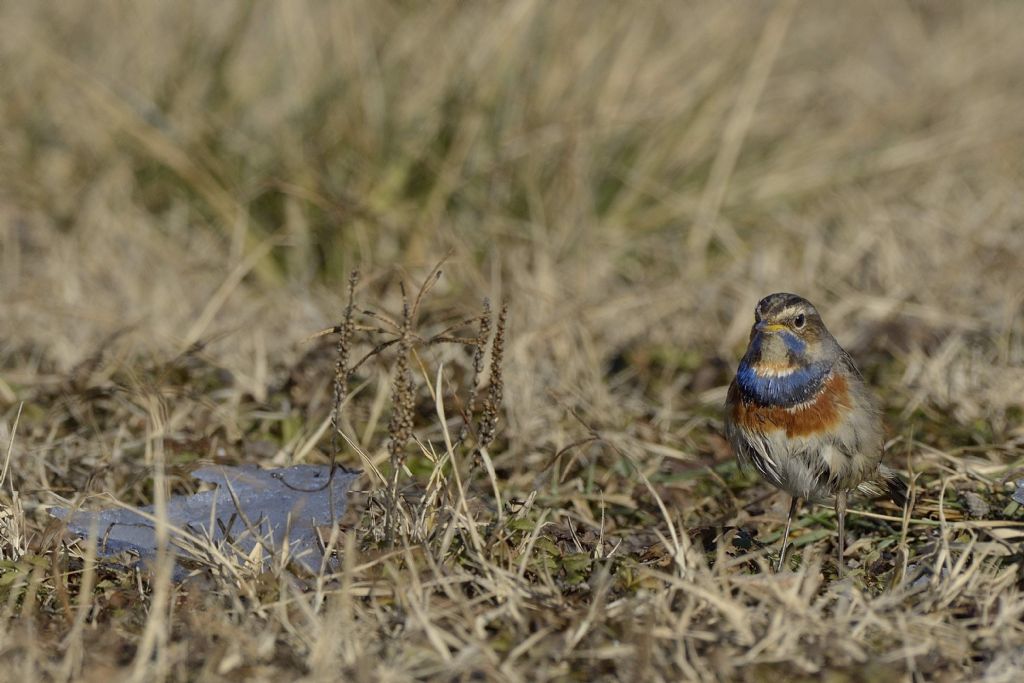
left=772, top=306, right=800, bottom=318
left=773, top=305, right=814, bottom=319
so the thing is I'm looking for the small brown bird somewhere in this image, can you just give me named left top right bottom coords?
left=724, top=293, right=907, bottom=573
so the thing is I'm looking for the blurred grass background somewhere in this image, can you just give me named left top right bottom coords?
left=2, top=1, right=1024, bottom=681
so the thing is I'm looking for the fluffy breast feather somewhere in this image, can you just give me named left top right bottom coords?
left=726, top=370, right=874, bottom=498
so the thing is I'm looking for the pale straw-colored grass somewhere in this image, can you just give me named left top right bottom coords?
left=2, top=1, right=1024, bottom=681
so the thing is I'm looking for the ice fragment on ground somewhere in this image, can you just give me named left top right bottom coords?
left=52, top=464, right=360, bottom=578
left=1013, top=479, right=1024, bottom=506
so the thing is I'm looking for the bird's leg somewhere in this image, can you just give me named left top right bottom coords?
left=777, top=496, right=800, bottom=572
left=835, top=489, right=848, bottom=577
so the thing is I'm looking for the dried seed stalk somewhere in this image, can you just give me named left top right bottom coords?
left=385, top=285, right=416, bottom=542
left=331, top=269, right=360, bottom=456
left=458, top=298, right=491, bottom=446
left=476, top=301, right=507, bottom=455
left=278, top=269, right=360, bottom=495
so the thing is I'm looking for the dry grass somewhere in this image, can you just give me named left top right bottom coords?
left=2, top=1, right=1024, bottom=681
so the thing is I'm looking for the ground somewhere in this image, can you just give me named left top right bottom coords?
left=2, top=2, right=1024, bottom=681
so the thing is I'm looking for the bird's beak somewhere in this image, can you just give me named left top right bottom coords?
left=755, top=322, right=786, bottom=333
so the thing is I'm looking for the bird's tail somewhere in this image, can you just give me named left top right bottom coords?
left=880, top=464, right=908, bottom=508
left=855, top=465, right=909, bottom=508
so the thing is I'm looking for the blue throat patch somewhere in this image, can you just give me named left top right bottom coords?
left=776, top=330, right=806, bottom=355
left=735, top=359, right=832, bottom=407
left=746, top=329, right=806, bottom=356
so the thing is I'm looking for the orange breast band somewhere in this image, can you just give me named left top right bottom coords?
left=730, top=372, right=851, bottom=438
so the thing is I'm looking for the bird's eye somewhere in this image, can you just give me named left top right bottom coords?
left=793, top=314, right=806, bottom=328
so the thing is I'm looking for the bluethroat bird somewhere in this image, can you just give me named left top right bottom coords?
left=724, top=293, right=907, bottom=573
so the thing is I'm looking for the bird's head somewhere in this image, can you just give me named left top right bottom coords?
left=742, top=292, right=839, bottom=373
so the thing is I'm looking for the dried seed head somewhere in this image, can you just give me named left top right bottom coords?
left=458, top=298, right=492, bottom=446
left=387, top=292, right=415, bottom=469
left=331, top=269, right=360, bottom=455
left=476, top=301, right=507, bottom=453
